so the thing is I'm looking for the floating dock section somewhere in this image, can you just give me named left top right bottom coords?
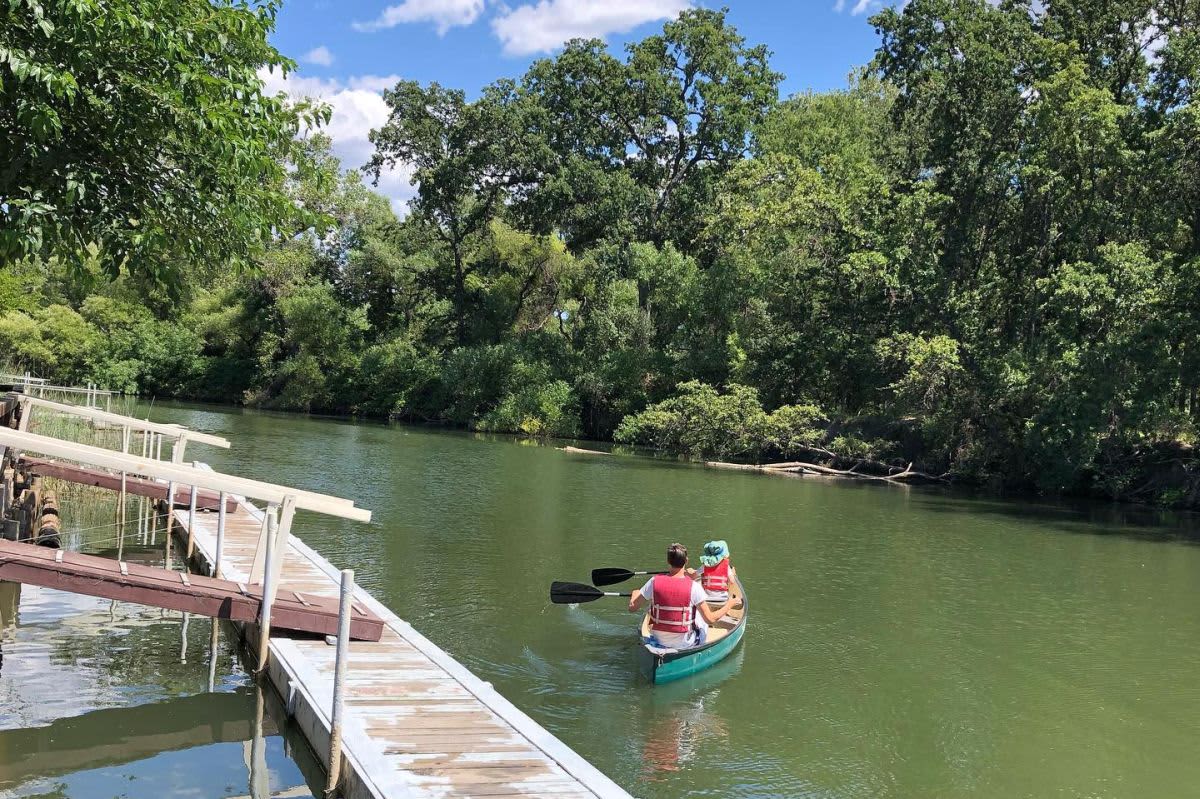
left=174, top=486, right=631, bottom=799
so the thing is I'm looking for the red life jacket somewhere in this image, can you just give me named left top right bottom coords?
left=649, top=575, right=694, bottom=634
left=702, top=559, right=730, bottom=593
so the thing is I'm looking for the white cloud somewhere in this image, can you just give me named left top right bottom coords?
left=833, top=0, right=886, bottom=14
left=352, top=0, right=485, bottom=34
left=258, top=68, right=415, bottom=213
left=491, top=0, right=691, bottom=56
left=301, top=45, right=334, bottom=66
left=347, top=74, right=405, bottom=92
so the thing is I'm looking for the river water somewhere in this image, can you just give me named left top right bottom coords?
left=4, top=400, right=1200, bottom=798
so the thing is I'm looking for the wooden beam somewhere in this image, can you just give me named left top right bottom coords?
left=20, top=456, right=238, bottom=511
left=0, top=540, right=384, bottom=640
left=0, top=429, right=370, bottom=522
left=14, top=394, right=230, bottom=448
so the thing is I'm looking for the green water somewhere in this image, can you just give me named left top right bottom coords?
left=8, top=400, right=1200, bottom=798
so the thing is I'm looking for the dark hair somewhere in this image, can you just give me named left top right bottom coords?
left=667, top=543, right=688, bottom=568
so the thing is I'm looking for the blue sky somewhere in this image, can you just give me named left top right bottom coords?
left=261, top=1, right=891, bottom=208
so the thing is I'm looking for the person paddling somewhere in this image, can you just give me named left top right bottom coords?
left=629, top=543, right=733, bottom=648
left=699, top=539, right=736, bottom=603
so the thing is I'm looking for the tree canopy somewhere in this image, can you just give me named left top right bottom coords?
left=0, top=0, right=324, bottom=283
left=6, top=1, right=1200, bottom=507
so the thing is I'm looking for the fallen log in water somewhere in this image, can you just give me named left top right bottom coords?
left=705, top=458, right=948, bottom=484
left=705, top=461, right=814, bottom=475
left=761, top=460, right=949, bottom=484
left=557, top=446, right=612, bottom=455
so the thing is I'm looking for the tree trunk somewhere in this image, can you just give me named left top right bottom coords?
left=452, top=245, right=467, bottom=345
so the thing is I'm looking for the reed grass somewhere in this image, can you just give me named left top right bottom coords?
left=24, top=399, right=169, bottom=558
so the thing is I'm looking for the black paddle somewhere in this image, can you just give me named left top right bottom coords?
left=590, top=567, right=667, bottom=587
left=550, top=581, right=632, bottom=604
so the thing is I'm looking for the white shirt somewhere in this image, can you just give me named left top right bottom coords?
left=639, top=577, right=709, bottom=648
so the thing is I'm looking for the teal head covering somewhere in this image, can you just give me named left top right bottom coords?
left=700, top=540, right=729, bottom=568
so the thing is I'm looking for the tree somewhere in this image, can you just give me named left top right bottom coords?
left=0, top=0, right=324, bottom=282
left=367, top=80, right=541, bottom=342
left=520, top=8, right=782, bottom=252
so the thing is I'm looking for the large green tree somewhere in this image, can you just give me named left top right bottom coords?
left=519, top=8, right=781, bottom=252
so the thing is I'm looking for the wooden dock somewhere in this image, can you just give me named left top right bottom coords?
left=173, top=478, right=632, bottom=799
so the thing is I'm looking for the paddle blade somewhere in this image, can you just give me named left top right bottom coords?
left=550, top=581, right=604, bottom=604
left=590, top=567, right=636, bottom=586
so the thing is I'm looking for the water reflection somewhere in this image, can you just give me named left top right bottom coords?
left=639, top=648, right=742, bottom=784
left=0, top=485, right=319, bottom=798
left=0, top=582, right=318, bottom=799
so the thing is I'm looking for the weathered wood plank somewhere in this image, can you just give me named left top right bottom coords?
left=21, top=456, right=238, bottom=510
left=0, top=539, right=383, bottom=640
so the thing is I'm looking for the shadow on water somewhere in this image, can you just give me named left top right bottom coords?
left=908, top=490, right=1200, bottom=545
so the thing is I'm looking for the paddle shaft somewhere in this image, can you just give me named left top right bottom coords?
left=590, top=567, right=669, bottom=586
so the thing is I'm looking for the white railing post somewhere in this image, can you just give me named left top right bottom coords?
left=266, top=495, right=296, bottom=608
left=255, top=504, right=279, bottom=672
left=326, top=568, right=354, bottom=797
left=172, top=432, right=189, bottom=464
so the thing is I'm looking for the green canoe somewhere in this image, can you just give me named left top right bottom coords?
left=636, top=575, right=748, bottom=684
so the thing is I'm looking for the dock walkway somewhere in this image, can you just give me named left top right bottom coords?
left=173, top=487, right=631, bottom=799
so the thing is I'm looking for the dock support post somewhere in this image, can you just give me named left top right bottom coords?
left=326, top=568, right=354, bottom=798
left=255, top=504, right=279, bottom=673
left=164, top=479, right=176, bottom=537
left=119, top=425, right=130, bottom=531
left=186, top=478, right=198, bottom=559
left=214, top=491, right=228, bottom=579
left=139, top=430, right=149, bottom=543
left=255, top=495, right=296, bottom=672
left=2, top=468, right=11, bottom=519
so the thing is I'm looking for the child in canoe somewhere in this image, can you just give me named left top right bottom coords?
left=698, top=540, right=736, bottom=603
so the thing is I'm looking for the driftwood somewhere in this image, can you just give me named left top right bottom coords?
left=705, top=461, right=792, bottom=474
left=557, top=446, right=612, bottom=456
left=761, top=459, right=949, bottom=484
left=705, top=455, right=949, bottom=485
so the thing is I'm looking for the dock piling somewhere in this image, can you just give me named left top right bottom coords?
left=256, top=505, right=279, bottom=672
left=187, top=479, right=198, bottom=558
left=119, top=425, right=130, bottom=531
left=325, top=568, right=354, bottom=798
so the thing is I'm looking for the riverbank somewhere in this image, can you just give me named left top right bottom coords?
left=119, top=394, right=1200, bottom=525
